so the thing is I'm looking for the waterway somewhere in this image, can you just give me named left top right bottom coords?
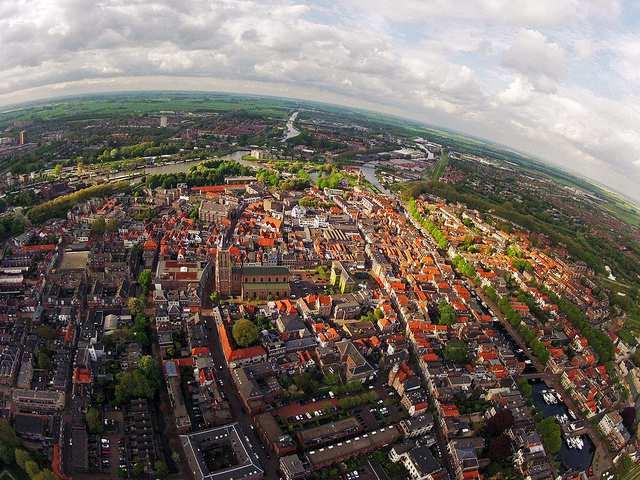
left=360, top=161, right=391, bottom=196
left=530, top=381, right=595, bottom=473
left=143, top=150, right=248, bottom=175
left=282, top=111, right=300, bottom=142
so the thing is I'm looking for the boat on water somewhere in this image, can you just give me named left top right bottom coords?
left=568, top=422, right=585, bottom=432
left=566, top=436, right=585, bottom=450
left=541, top=389, right=559, bottom=404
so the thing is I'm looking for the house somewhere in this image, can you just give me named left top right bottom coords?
left=335, top=340, right=375, bottom=383
left=390, top=444, right=446, bottom=480
left=598, top=411, right=630, bottom=450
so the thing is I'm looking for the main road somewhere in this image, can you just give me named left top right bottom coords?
left=200, top=298, right=280, bottom=479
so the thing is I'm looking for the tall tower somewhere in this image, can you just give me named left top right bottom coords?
left=160, top=115, right=167, bottom=128
left=215, top=249, right=232, bottom=296
left=19, top=130, right=25, bottom=145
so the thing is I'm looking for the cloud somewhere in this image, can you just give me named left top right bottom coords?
left=497, top=76, right=534, bottom=105
left=609, top=36, right=640, bottom=83
left=502, top=29, right=567, bottom=92
left=0, top=0, right=638, bottom=202
left=346, top=0, right=621, bottom=26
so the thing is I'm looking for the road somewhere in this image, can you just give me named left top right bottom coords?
left=201, top=302, right=280, bottom=479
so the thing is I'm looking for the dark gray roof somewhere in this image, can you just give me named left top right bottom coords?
left=406, top=445, right=442, bottom=476
left=240, top=265, right=290, bottom=276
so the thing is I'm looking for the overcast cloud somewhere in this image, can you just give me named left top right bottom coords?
left=1, top=0, right=639, bottom=202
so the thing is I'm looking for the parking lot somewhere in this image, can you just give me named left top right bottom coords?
left=83, top=409, right=124, bottom=478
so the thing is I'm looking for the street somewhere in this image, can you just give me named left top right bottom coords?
left=202, top=311, right=281, bottom=479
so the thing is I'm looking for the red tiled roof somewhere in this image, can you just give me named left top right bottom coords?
left=73, top=368, right=92, bottom=384
left=173, top=357, right=193, bottom=367
left=441, top=404, right=460, bottom=417
left=422, top=352, right=440, bottom=362
left=462, top=470, right=481, bottom=479
left=229, top=346, right=266, bottom=361
left=257, top=237, right=275, bottom=248
left=192, top=184, right=246, bottom=193
left=191, top=347, right=210, bottom=356
left=21, top=243, right=56, bottom=253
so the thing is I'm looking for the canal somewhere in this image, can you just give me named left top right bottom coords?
left=530, top=380, right=594, bottom=473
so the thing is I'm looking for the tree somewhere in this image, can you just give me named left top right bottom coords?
left=138, top=269, right=152, bottom=295
left=614, top=454, right=640, bottom=478
left=488, top=434, right=512, bottom=462
left=536, top=417, right=561, bottom=454
left=15, top=448, right=31, bottom=470
left=633, top=349, right=640, bottom=367
left=33, top=470, right=57, bottom=480
left=52, top=164, right=62, bottom=177
left=25, top=459, right=40, bottom=478
left=27, top=181, right=127, bottom=224
left=232, top=319, right=259, bottom=347
left=105, top=218, right=118, bottom=232
left=512, top=258, right=533, bottom=273
left=132, top=314, right=151, bottom=347
left=114, top=359, right=161, bottom=404
left=293, top=372, right=319, bottom=395
left=209, top=291, right=220, bottom=306
left=133, top=462, right=145, bottom=478
left=36, top=350, right=51, bottom=370
left=128, top=296, right=144, bottom=317
left=86, top=407, right=102, bottom=434
left=452, top=255, right=477, bottom=278
left=35, top=325, right=56, bottom=340
left=0, top=419, right=18, bottom=465
left=438, top=301, right=456, bottom=326
left=155, top=460, right=169, bottom=479
left=517, top=378, right=532, bottom=398
left=442, top=340, right=468, bottom=364
left=485, top=409, right=514, bottom=437
left=91, top=217, right=106, bottom=234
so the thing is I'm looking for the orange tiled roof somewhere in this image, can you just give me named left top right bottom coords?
left=22, top=243, right=56, bottom=253
left=441, top=404, right=460, bottom=417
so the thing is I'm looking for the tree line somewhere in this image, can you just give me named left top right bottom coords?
left=406, top=198, right=448, bottom=250
left=27, top=181, right=128, bottom=224
left=146, top=160, right=251, bottom=189
left=484, top=285, right=550, bottom=363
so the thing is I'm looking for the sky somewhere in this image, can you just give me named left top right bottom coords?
left=1, top=0, right=639, bottom=203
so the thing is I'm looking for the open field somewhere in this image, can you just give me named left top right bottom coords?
left=0, top=91, right=294, bottom=128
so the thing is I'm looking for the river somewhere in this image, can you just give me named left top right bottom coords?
left=143, top=150, right=248, bottom=175
left=360, top=161, right=391, bottom=196
left=282, top=111, right=300, bottom=142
